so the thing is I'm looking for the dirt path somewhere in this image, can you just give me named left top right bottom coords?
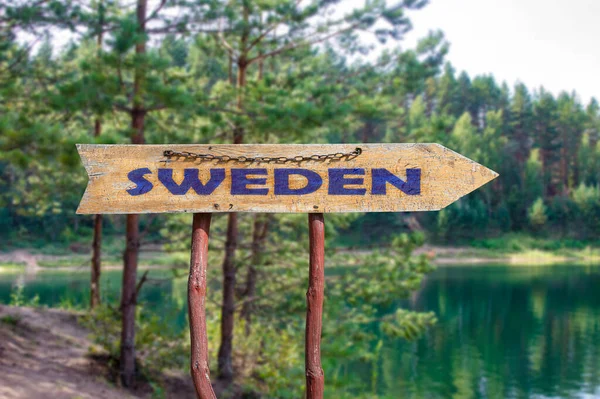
left=0, top=305, right=196, bottom=399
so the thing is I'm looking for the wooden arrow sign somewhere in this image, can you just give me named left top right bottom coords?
left=76, top=143, right=498, bottom=214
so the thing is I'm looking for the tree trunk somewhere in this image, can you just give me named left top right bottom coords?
left=90, top=0, right=104, bottom=310
left=120, top=0, right=147, bottom=388
left=217, top=24, right=248, bottom=383
left=241, top=214, right=271, bottom=332
left=120, top=112, right=146, bottom=387
left=91, top=214, right=102, bottom=308
left=188, top=213, right=217, bottom=399
left=217, top=212, right=238, bottom=384
left=560, top=145, right=568, bottom=195
left=91, top=114, right=103, bottom=309
left=121, top=213, right=140, bottom=388
left=306, top=213, right=325, bottom=399
left=94, top=118, right=102, bottom=136
left=217, top=116, right=243, bottom=384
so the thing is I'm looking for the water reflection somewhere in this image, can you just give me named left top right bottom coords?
left=331, top=265, right=600, bottom=398
left=0, top=268, right=190, bottom=332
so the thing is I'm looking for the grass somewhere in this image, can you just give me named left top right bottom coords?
left=505, top=249, right=600, bottom=265
left=469, top=233, right=600, bottom=252
left=0, top=263, right=26, bottom=272
left=458, top=234, right=600, bottom=265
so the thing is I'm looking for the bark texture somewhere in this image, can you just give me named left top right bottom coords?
left=188, top=213, right=217, bottom=399
left=217, top=212, right=237, bottom=384
left=90, top=3, right=104, bottom=309
left=306, top=213, right=325, bottom=399
left=120, top=213, right=140, bottom=388
left=120, top=0, right=147, bottom=387
left=217, top=59, right=245, bottom=381
left=240, top=214, right=271, bottom=332
left=90, top=214, right=102, bottom=308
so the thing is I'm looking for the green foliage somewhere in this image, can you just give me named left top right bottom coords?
left=232, top=320, right=304, bottom=397
left=230, top=231, right=436, bottom=397
left=82, top=304, right=189, bottom=379
left=470, top=233, right=594, bottom=252
left=381, top=309, right=436, bottom=340
left=9, top=282, right=40, bottom=307
left=528, top=197, right=548, bottom=230
left=571, top=184, right=600, bottom=236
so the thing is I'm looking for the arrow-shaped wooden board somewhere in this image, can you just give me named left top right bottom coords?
left=76, top=144, right=498, bottom=214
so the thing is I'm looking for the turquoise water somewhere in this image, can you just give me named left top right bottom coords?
left=337, top=265, right=600, bottom=398
left=1, top=264, right=600, bottom=398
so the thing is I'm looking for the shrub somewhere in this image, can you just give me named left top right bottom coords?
left=528, top=197, right=548, bottom=231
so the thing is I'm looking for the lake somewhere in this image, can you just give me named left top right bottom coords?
left=1, top=264, right=599, bottom=398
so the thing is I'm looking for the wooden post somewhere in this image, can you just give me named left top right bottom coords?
left=188, top=213, right=217, bottom=399
left=306, top=213, right=325, bottom=399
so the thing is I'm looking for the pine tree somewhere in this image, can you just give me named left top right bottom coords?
left=528, top=197, right=548, bottom=231
left=508, top=83, right=533, bottom=184
left=202, top=0, right=433, bottom=384
left=90, top=0, right=106, bottom=310
left=70, top=0, right=221, bottom=386
left=533, top=88, right=560, bottom=197
left=555, top=92, right=585, bottom=193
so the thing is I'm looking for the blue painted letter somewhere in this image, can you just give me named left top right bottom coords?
left=328, top=168, right=366, bottom=195
left=127, top=168, right=153, bottom=196
left=158, top=168, right=225, bottom=195
left=274, top=169, right=322, bottom=195
left=231, top=169, right=268, bottom=195
left=372, top=168, right=421, bottom=195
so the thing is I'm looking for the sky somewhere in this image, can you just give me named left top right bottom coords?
left=32, top=0, right=599, bottom=103
left=402, top=0, right=600, bottom=104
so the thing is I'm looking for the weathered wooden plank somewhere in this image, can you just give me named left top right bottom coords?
left=76, top=143, right=498, bottom=214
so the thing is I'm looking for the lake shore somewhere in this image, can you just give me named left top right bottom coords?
left=1, top=258, right=599, bottom=398
left=2, top=244, right=600, bottom=273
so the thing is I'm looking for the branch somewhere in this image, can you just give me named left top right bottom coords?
left=247, top=21, right=360, bottom=65
left=117, top=57, right=126, bottom=92
left=134, top=270, right=150, bottom=302
left=113, top=103, right=132, bottom=113
left=144, top=0, right=167, bottom=23
left=146, top=24, right=222, bottom=35
left=246, top=22, right=280, bottom=53
left=0, top=37, right=40, bottom=76
left=145, top=104, right=167, bottom=112
left=234, top=277, right=305, bottom=310
left=246, top=0, right=303, bottom=52
left=209, top=106, right=259, bottom=118
left=218, top=23, right=235, bottom=56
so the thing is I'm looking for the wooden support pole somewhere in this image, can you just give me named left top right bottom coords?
left=306, top=213, right=325, bottom=399
left=188, top=213, right=217, bottom=399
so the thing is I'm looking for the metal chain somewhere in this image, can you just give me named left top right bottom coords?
left=163, top=147, right=362, bottom=163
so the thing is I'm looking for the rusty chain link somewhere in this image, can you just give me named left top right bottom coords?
left=163, top=147, right=362, bottom=163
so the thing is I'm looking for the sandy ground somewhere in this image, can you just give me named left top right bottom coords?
left=0, top=305, right=197, bottom=399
